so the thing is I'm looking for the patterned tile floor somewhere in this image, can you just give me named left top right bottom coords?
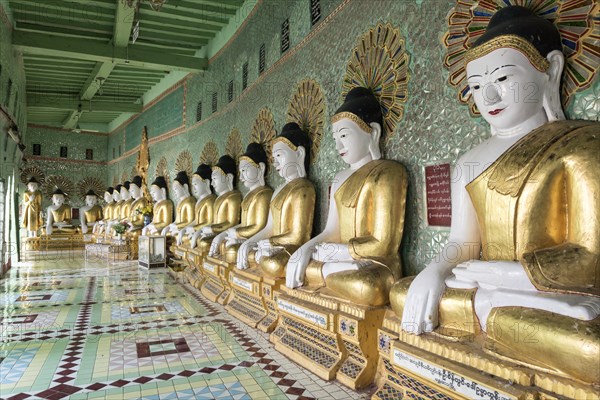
left=1, top=252, right=372, bottom=399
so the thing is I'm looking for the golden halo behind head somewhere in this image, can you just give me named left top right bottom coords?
left=155, top=156, right=170, bottom=190
left=121, top=170, right=129, bottom=184
left=20, top=165, right=45, bottom=185
left=200, top=141, right=219, bottom=166
left=175, top=150, right=194, bottom=177
left=225, top=129, right=244, bottom=161
left=43, top=175, right=74, bottom=199
left=251, top=108, right=276, bottom=163
left=341, top=22, right=410, bottom=142
left=443, top=0, right=599, bottom=115
left=286, top=79, right=325, bottom=163
left=77, top=176, right=105, bottom=200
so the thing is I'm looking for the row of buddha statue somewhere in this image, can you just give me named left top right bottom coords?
left=20, top=6, right=599, bottom=394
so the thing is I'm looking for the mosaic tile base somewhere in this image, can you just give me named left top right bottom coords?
left=1, top=255, right=371, bottom=399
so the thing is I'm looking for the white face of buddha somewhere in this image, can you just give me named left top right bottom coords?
left=129, top=183, right=141, bottom=199
left=239, top=159, right=261, bottom=189
left=332, top=119, right=373, bottom=166
left=150, top=185, right=165, bottom=202
left=27, top=182, right=39, bottom=192
left=172, top=181, right=186, bottom=199
left=112, top=190, right=121, bottom=202
left=104, top=191, right=113, bottom=203
left=52, top=194, right=65, bottom=207
left=85, top=195, right=97, bottom=207
left=191, top=175, right=210, bottom=198
left=211, top=170, right=229, bottom=194
left=466, top=48, right=549, bottom=132
left=120, top=186, right=131, bottom=200
left=272, top=141, right=303, bottom=180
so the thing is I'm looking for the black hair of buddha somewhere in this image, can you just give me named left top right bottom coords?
left=106, top=187, right=114, bottom=195
left=243, top=142, right=268, bottom=174
left=53, top=188, right=65, bottom=196
left=194, top=164, right=212, bottom=181
left=151, top=176, right=169, bottom=199
left=123, top=181, right=131, bottom=190
left=335, top=87, right=384, bottom=134
left=131, top=176, right=143, bottom=187
left=215, top=155, right=237, bottom=186
left=86, top=190, right=97, bottom=197
left=278, top=122, right=312, bottom=172
left=174, top=171, right=190, bottom=187
left=115, top=184, right=122, bottom=193
left=28, top=177, right=39, bottom=184
left=472, top=6, right=562, bottom=55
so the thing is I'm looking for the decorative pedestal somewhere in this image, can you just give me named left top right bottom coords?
left=39, top=233, right=84, bottom=251
left=204, top=255, right=235, bottom=305
left=373, top=310, right=598, bottom=400
left=225, top=264, right=283, bottom=333
left=271, top=286, right=386, bottom=389
left=184, top=247, right=206, bottom=288
left=199, top=256, right=226, bottom=302
left=138, top=235, right=166, bottom=269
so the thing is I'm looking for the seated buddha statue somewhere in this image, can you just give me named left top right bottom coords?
left=189, top=155, right=242, bottom=250
left=176, top=164, right=217, bottom=246
left=126, top=175, right=148, bottom=236
left=162, top=171, right=196, bottom=236
left=237, top=123, right=315, bottom=279
left=118, top=181, right=134, bottom=223
left=93, top=187, right=115, bottom=234
left=80, top=190, right=103, bottom=234
left=45, top=188, right=76, bottom=235
left=142, top=176, right=174, bottom=235
left=106, top=184, right=123, bottom=235
left=22, top=177, right=43, bottom=237
left=286, top=88, right=408, bottom=306
left=392, top=6, right=599, bottom=384
left=208, top=143, right=273, bottom=261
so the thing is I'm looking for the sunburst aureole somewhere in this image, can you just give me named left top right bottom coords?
left=200, top=141, right=219, bottom=165
left=226, top=129, right=244, bottom=161
left=77, top=177, right=105, bottom=199
left=251, top=108, right=276, bottom=162
left=42, top=175, right=74, bottom=199
left=20, top=166, right=45, bottom=185
left=286, top=79, right=326, bottom=162
left=175, top=150, right=194, bottom=177
left=444, top=0, right=599, bottom=115
left=155, top=156, right=170, bottom=189
left=341, top=22, right=410, bottom=141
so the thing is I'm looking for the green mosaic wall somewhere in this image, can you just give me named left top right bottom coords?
left=102, top=0, right=598, bottom=275
left=0, top=6, right=27, bottom=180
left=22, top=126, right=108, bottom=208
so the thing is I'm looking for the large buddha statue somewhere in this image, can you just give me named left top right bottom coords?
left=106, top=184, right=123, bottom=234
left=392, top=6, right=599, bottom=384
left=286, top=88, right=408, bottom=306
left=80, top=190, right=103, bottom=234
left=162, top=171, right=196, bottom=236
left=21, top=177, right=43, bottom=237
left=208, top=143, right=273, bottom=261
left=237, top=123, right=315, bottom=279
left=93, top=187, right=115, bottom=234
left=45, top=188, right=76, bottom=235
left=142, top=176, right=174, bottom=235
left=176, top=164, right=216, bottom=246
left=189, top=155, right=242, bottom=250
left=118, top=181, right=134, bottom=222
left=126, top=175, right=147, bottom=235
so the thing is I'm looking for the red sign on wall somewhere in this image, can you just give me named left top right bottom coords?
left=425, top=163, right=451, bottom=227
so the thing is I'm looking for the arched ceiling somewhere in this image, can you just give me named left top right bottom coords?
left=4, top=0, right=246, bottom=131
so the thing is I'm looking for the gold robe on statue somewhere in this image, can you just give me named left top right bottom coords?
left=83, top=205, right=103, bottom=224
left=196, top=190, right=241, bottom=253
left=260, top=178, right=315, bottom=278
left=119, top=199, right=133, bottom=221
left=150, top=199, right=174, bottom=232
left=319, top=160, right=407, bottom=306
left=22, top=190, right=42, bottom=231
left=192, top=194, right=217, bottom=230
left=174, top=196, right=197, bottom=230
left=129, top=197, right=147, bottom=229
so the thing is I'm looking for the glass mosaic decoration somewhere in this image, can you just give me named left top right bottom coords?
left=286, top=79, right=326, bottom=163
left=42, top=175, right=74, bottom=199
left=341, top=22, right=410, bottom=142
left=444, top=0, right=600, bottom=115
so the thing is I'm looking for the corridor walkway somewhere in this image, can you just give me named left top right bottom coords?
left=0, top=252, right=367, bottom=399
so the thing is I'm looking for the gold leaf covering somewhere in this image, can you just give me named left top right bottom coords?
left=200, top=141, right=219, bottom=165
left=341, top=22, right=410, bottom=141
left=286, top=79, right=325, bottom=163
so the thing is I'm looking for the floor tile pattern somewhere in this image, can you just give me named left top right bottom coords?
left=1, top=253, right=371, bottom=399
